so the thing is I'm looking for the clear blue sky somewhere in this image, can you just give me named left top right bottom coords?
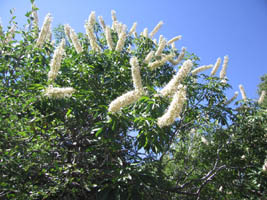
left=1, top=0, right=266, bottom=101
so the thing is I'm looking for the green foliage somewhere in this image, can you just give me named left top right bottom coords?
left=0, top=4, right=266, bottom=200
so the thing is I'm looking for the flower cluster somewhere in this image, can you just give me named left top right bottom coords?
left=239, top=84, right=247, bottom=101
left=167, top=35, right=182, bottom=45
left=155, top=38, right=167, bottom=57
left=219, top=55, right=229, bottom=79
left=157, top=85, right=187, bottom=127
left=48, top=39, right=65, bottom=81
left=149, top=21, right=163, bottom=38
left=115, top=31, right=127, bottom=51
left=130, top=57, right=145, bottom=94
left=160, top=60, right=193, bottom=97
left=210, top=57, right=221, bottom=76
left=258, top=90, right=266, bottom=104
left=170, top=47, right=186, bottom=65
left=44, top=87, right=75, bottom=98
left=36, top=13, right=52, bottom=47
left=191, top=64, right=213, bottom=75
left=66, top=25, right=83, bottom=54
left=108, top=57, right=144, bottom=113
left=105, top=26, right=114, bottom=50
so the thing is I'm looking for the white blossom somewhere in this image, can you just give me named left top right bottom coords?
left=148, top=53, right=174, bottom=70
left=111, top=10, right=117, bottom=22
left=46, top=24, right=52, bottom=42
left=98, top=16, right=106, bottom=30
left=130, top=57, right=144, bottom=93
left=262, top=159, right=267, bottom=172
left=48, top=39, right=65, bottom=81
left=88, top=11, right=96, bottom=28
left=129, top=22, right=137, bottom=36
left=144, top=51, right=155, bottom=64
left=44, top=86, right=75, bottom=98
left=36, top=13, right=52, bottom=47
left=160, top=60, right=192, bottom=97
left=258, top=90, right=266, bottom=104
left=239, top=84, right=247, bottom=101
left=191, top=64, right=213, bottom=75
left=219, top=55, right=229, bottom=79
left=167, top=35, right=182, bottom=45
left=108, top=90, right=141, bottom=113
left=64, top=24, right=71, bottom=41
left=85, top=23, right=101, bottom=52
left=0, top=18, right=3, bottom=36
left=201, top=136, right=209, bottom=145
left=210, top=57, right=221, bottom=76
left=69, top=27, right=83, bottom=53
left=155, top=38, right=167, bottom=57
left=142, top=28, right=148, bottom=38
left=149, top=21, right=163, bottom=38
left=105, top=26, right=114, bottom=50
left=115, top=31, right=127, bottom=51
left=157, top=85, right=187, bottom=127
left=170, top=47, right=186, bottom=65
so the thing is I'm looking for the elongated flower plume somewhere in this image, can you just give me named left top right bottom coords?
left=115, top=31, right=127, bottom=51
left=85, top=23, right=101, bottom=52
left=148, top=53, right=174, bottom=70
left=167, top=35, right=182, bottom=45
left=225, top=91, right=238, bottom=105
left=48, top=39, right=65, bottom=81
left=98, top=16, right=106, bottom=30
left=45, top=86, right=75, bottom=98
left=69, top=27, right=83, bottom=53
left=108, top=90, right=141, bottom=113
left=155, top=38, right=167, bottom=57
left=5, top=24, right=16, bottom=43
left=36, top=13, right=52, bottom=47
left=149, top=21, right=163, bottom=38
left=201, top=136, right=209, bottom=145
left=157, top=85, right=187, bottom=127
left=191, top=64, right=213, bottom=75
left=31, top=3, right=39, bottom=29
left=219, top=55, right=229, bottom=79
left=144, top=51, right=155, bottom=64
left=170, top=47, right=186, bottom=65
left=46, top=24, right=52, bottom=42
left=258, top=90, right=266, bottom=104
left=159, top=35, right=164, bottom=44
left=88, top=11, right=96, bottom=27
left=130, top=57, right=144, bottom=93
left=129, top=22, right=137, bottom=36
left=210, top=57, right=221, bottom=76
left=105, top=26, right=114, bottom=50
left=64, top=24, right=71, bottom=40
left=0, top=18, right=3, bottom=36
left=142, top=28, right=148, bottom=38
left=111, top=10, right=117, bottom=22
left=160, top=60, right=192, bottom=97
left=239, top=84, right=247, bottom=101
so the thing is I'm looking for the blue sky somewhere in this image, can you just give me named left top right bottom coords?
left=1, top=0, right=266, bottom=101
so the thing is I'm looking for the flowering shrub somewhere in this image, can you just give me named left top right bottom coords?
left=0, top=1, right=266, bottom=199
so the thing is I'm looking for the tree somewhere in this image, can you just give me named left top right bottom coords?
left=0, top=2, right=266, bottom=200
